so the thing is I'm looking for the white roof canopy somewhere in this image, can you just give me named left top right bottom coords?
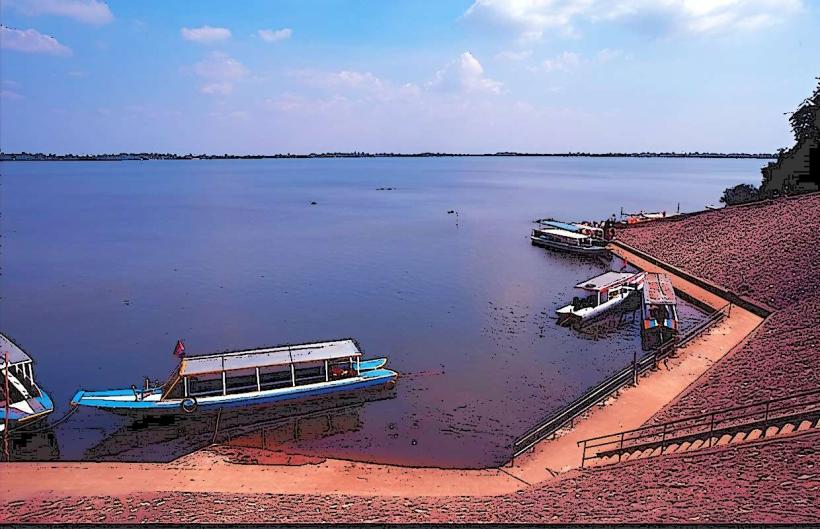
left=535, top=228, right=590, bottom=240
left=576, top=271, right=638, bottom=291
left=179, top=339, right=361, bottom=376
left=0, top=333, right=33, bottom=365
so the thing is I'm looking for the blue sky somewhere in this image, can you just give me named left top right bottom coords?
left=1, top=0, right=818, bottom=154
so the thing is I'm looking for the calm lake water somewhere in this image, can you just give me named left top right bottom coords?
left=0, top=157, right=762, bottom=467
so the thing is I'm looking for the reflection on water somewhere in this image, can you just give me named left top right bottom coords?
left=6, top=428, right=61, bottom=462
left=2, top=158, right=756, bottom=467
left=83, top=386, right=396, bottom=462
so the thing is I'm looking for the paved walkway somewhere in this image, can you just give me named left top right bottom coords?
left=0, top=246, right=766, bottom=500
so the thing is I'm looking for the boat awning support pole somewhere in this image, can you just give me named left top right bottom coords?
left=4, top=352, right=9, bottom=462
left=221, top=357, right=227, bottom=396
left=290, top=364, right=296, bottom=387
left=324, top=360, right=329, bottom=382
left=255, top=367, right=261, bottom=392
left=356, top=356, right=360, bottom=375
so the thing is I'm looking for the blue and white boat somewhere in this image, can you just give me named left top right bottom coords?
left=71, top=339, right=397, bottom=416
left=1, top=333, right=55, bottom=433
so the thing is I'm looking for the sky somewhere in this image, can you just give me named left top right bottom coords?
left=1, top=0, right=818, bottom=154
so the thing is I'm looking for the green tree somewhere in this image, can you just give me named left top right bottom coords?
left=720, top=183, right=759, bottom=206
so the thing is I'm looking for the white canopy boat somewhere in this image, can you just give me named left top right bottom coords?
left=1, top=333, right=55, bottom=433
left=530, top=227, right=609, bottom=256
left=71, top=339, right=397, bottom=417
left=556, top=271, right=645, bottom=326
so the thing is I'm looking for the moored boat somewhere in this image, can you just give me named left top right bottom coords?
left=641, top=272, right=679, bottom=349
left=556, top=271, right=644, bottom=326
left=530, top=226, right=609, bottom=256
left=70, top=339, right=397, bottom=416
left=1, top=333, right=55, bottom=433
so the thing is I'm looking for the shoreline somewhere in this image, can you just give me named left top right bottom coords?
left=0, top=243, right=766, bottom=502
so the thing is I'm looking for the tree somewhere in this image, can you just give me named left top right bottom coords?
left=720, top=183, right=759, bottom=206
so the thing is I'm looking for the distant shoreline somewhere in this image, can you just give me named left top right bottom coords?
left=0, top=152, right=776, bottom=162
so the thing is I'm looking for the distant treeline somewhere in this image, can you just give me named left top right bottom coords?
left=1, top=151, right=776, bottom=161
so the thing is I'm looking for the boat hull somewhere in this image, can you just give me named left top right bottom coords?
left=0, top=389, right=54, bottom=433
left=72, top=368, right=397, bottom=417
left=557, top=290, right=640, bottom=326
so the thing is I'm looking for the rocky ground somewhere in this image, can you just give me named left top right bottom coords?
left=619, top=193, right=820, bottom=421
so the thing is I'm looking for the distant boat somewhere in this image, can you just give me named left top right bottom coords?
left=641, top=273, right=679, bottom=350
left=71, top=339, right=397, bottom=416
left=1, top=333, right=55, bottom=433
left=556, top=271, right=644, bottom=326
left=530, top=225, right=609, bottom=256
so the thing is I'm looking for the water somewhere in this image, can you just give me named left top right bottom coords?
left=0, top=157, right=762, bottom=467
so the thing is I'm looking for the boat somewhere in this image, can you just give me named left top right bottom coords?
left=556, top=271, right=645, bottom=326
left=70, top=339, right=397, bottom=416
left=1, top=333, right=55, bottom=433
left=530, top=226, right=609, bottom=255
left=641, top=272, right=679, bottom=350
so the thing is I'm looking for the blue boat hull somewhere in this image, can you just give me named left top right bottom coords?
left=1, top=389, right=54, bottom=432
left=72, top=369, right=397, bottom=417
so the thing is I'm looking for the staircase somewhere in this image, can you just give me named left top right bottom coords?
left=578, top=388, right=820, bottom=468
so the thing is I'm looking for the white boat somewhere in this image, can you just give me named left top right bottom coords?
left=1, top=333, right=55, bottom=433
left=71, top=339, right=397, bottom=417
left=530, top=227, right=609, bottom=256
left=556, top=271, right=645, bottom=326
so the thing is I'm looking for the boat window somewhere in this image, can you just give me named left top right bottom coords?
left=294, top=361, right=326, bottom=386
left=10, top=364, right=39, bottom=397
left=572, top=293, right=598, bottom=311
left=188, top=372, right=224, bottom=397
left=259, top=366, right=293, bottom=390
left=329, top=359, right=355, bottom=380
left=0, top=378, right=26, bottom=405
left=163, top=379, right=184, bottom=399
left=225, top=368, right=259, bottom=395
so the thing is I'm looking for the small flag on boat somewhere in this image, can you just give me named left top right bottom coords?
left=173, top=339, right=185, bottom=358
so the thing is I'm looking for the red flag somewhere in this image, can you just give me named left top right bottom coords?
left=173, top=339, right=185, bottom=358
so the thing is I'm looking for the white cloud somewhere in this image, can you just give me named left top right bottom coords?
left=0, top=26, right=72, bottom=56
left=191, top=52, right=248, bottom=95
left=541, top=50, right=581, bottom=71
left=295, top=69, right=421, bottom=101
left=5, top=0, right=113, bottom=25
left=1, top=89, right=24, bottom=100
left=495, top=49, right=533, bottom=61
left=595, top=48, right=623, bottom=63
left=257, top=28, right=292, bottom=42
left=464, top=0, right=803, bottom=40
left=428, top=52, right=503, bottom=94
left=181, top=26, right=231, bottom=43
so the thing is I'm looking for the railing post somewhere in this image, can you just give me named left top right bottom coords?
left=580, top=440, right=587, bottom=468
left=661, top=424, right=667, bottom=453
left=764, top=401, right=770, bottom=434
left=708, top=413, right=715, bottom=447
left=617, top=432, right=625, bottom=462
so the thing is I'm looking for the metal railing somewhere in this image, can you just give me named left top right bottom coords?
left=511, top=304, right=729, bottom=460
left=578, top=387, right=820, bottom=467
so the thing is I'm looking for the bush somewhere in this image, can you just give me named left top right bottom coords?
left=720, top=183, right=760, bottom=206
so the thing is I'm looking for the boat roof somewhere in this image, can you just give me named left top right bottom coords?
left=0, top=333, right=32, bottom=365
left=179, top=339, right=361, bottom=376
left=535, top=228, right=590, bottom=240
left=643, top=273, right=677, bottom=305
left=539, top=220, right=582, bottom=233
left=575, top=271, right=637, bottom=291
